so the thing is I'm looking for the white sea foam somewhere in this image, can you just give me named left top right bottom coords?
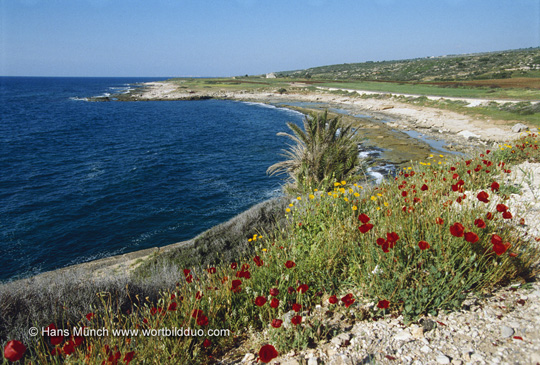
left=367, top=167, right=385, bottom=184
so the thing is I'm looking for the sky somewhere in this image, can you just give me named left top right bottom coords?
left=1, top=0, right=539, bottom=77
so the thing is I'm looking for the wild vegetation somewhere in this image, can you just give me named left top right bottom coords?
left=277, top=48, right=540, bottom=82
left=2, top=116, right=540, bottom=363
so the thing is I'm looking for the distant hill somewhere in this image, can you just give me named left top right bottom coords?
left=277, top=48, right=540, bottom=82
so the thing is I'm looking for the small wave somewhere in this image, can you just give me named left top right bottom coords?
left=69, top=97, right=90, bottom=102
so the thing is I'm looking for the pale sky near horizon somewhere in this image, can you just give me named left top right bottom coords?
left=1, top=0, right=539, bottom=77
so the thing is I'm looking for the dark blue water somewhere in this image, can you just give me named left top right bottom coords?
left=0, top=77, right=304, bottom=281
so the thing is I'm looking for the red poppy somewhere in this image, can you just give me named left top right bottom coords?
left=358, top=223, right=374, bottom=233
left=168, top=302, right=178, bottom=311
left=195, top=291, right=203, bottom=300
left=236, top=269, right=251, bottom=279
left=291, top=315, right=302, bottom=325
left=270, top=298, right=279, bottom=308
left=183, top=269, right=191, bottom=277
left=328, top=295, right=338, bottom=304
left=401, top=190, right=408, bottom=197
left=221, top=276, right=228, bottom=284
left=377, top=300, right=390, bottom=309
left=474, top=219, right=486, bottom=229
left=341, top=293, right=355, bottom=308
left=253, top=256, right=264, bottom=267
left=297, top=284, right=309, bottom=293
left=72, top=335, right=83, bottom=347
left=269, top=288, right=279, bottom=296
left=381, top=241, right=390, bottom=253
left=491, top=181, right=500, bottom=191
left=230, top=262, right=237, bottom=270
left=259, top=344, right=279, bottom=363
left=292, top=303, right=301, bottom=312
left=186, top=274, right=193, bottom=283
left=387, top=232, right=399, bottom=243
left=418, top=241, right=430, bottom=250
left=502, top=211, right=512, bottom=219
left=207, top=267, right=216, bottom=274
left=285, top=260, right=296, bottom=269
left=421, top=184, right=428, bottom=191
left=271, top=319, right=283, bottom=328
left=63, top=340, right=75, bottom=355
left=358, top=213, right=370, bottom=223
left=197, top=315, right=209, bottom=326
left=46, top=324, right=64, bottom=346
left=124, top=351, right=135, bottom=364
left=191, top=309, right=204, bottom=319
left=231, top=279, right=242, bottom=293
left=255, top=296, right=267, bottom=307
left=493, top=241, right=511, bottom=256
left=486, top=212, right=494, bottom=220
left=464, top=232, right=479, bottom=243
left=449, top=222, right=465, bottom=237
left=4, top=340, right=26, bottom=362
left=477, top=191, right=489, bottom=203
left=287, top=286, right=295, bottom=294
left=496, top=204, right=508, bottom=212
left=85, top=313, right=94, bottom=321
left=203, top=339, right=212, bottom=348
left=435, top=217, right=444, bottom=225
left=509, top=252, right=518, bottom=258
left=376, top=237, right=386, bottom=246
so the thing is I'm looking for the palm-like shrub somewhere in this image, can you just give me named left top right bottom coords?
left=268, top=111, right=362, bottom=193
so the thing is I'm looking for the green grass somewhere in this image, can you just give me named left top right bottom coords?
left=319, top=80, right=540, bottom=100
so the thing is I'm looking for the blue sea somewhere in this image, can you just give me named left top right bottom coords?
left=0, top=77, right=306, bottom=281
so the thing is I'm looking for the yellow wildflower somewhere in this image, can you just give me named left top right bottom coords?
left=334, top=182, right=341, bottom=187
left=309, top=194, right=315, bottom=199
left=289, top=203, right=294, bottom=207
left=343, top=197, right=349, bottom=202
left=376, top=207, right=381, bottom=210
left=384, top=202, right=389, bottom=207
left=352, top=206, right=358, bottom=211
left=439, top=154, right=444, bottom=158
left=262, top=248, right=267, bottom=252
left=341, top=180, right=346, bottom=185
left=297, top=196, right=301, bottom=200
left=371, top=196, right=376, bottom=201
left=377, top=193, right=382, bottom=197
left=286, top=208, right=291, bottom=213
left=354, top=192, right=360, bottom=197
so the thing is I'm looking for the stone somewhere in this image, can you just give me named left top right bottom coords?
left=470, top=353, right=484, bottom=362
left=394, top=329, right=413, bottom=342
left=458, top=130, right=480, bottom=140
left=500, top=325, right=514, bottom=338
left=436, top=355, right=451, bottom=364
left=511, top=123, right=529, bottom=133
left=307, top=357, right=319, bottom=365
left=242, top=353, right=255, bottom=362
left=331, top=333, right=351, bottom=347
left=419, top=318, right=437, bottom=332
left=410, top=325, right=424, bottom=338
